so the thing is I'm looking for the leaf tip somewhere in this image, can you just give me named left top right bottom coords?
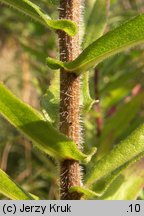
left=50, top=19, right=78, bottom=36
left=46, top=57, right=63, bottom=70
left=83, top=147, right=97, bottom=164
left=64, top=20, right=78, bottom=36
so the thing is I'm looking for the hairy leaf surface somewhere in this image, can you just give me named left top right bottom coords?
left=85, top=123, right=144, bottom=185
left=101, top=158, right=144, bottom=200
left=0, top=0, right=77, bottom=36
left=0, top=83, right=95, bottom=162
left=47, top=14, right=144, bottom=73
left=91, top=151, right=144, bottom=197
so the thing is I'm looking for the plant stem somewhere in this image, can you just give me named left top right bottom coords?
left=58, top=0, right=82, bottom=200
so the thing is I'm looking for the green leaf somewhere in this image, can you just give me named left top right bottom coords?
left=97, top=93, right=144, bottom=160
left=29, top=193, right=40, bottom=200
left=100, top=69, right=141, bottom=95
left=47, top=14, right=144, bottom=73
left=83, top=0, right=110, bottom=48
left=81, top=72, right=95, bottom=114
left=69, top=186, right=101, bottom=199
left=101, top=158, right=144, bottom=200
left=0, top=169, right=33, bottom=200
left=91, top=151, right=144, bottom=197
left=0, top=0, right=77, bottom=36
left=0, top=83, right=96, bottom=163
left=85, top=123, right=144, bottom=185
left=41, top=73, right=59, bottom=125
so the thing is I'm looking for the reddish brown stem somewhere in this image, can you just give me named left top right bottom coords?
left=58, top=0, right=82, bottom=200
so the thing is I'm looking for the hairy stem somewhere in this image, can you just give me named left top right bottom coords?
left=58, top=0, right=82, bottom=200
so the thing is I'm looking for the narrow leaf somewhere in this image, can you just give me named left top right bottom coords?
left=0, top=169, right=33, bottom=200
left=101, top=158, right=144, bottom=200
left=91, top=151, right=144, bottom=197
left=85, top=123, right=144, bottom=185
left=0, top=0, right=77, bottom=36
left=97, top=93, right=144, bottom=160
left=47, top=14, right=144, bottom=73
left=0, top=83, right=96, bottom=163
left=83, top=0, right=110, bottom=48
left=69, top=186, right=101, bottom=199
left=41, top=73, right=59, bottom=125
left=81, top=72, right=95, bottom=114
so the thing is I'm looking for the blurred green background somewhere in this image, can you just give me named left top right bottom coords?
left=0, top=0, right=144, bottom=199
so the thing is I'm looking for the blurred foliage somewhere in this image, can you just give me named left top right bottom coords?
left=0, top=0, right=59, bottom=199
left=0, top=0, right=144, bottom=199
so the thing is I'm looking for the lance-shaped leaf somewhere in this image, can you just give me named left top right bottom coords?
left=0, top=83, right=96, bottom=163
left=0, top=169, right=33, bottom=200
left=101, top=158, right=144, bottom=200
left=81, top=72, right=95, bottom=114
left=90, top=151, right=144, bottom=197
left=85, top=123, right=144, bottom=185
left=96, top=93, right=144, bottom=160
left=0, top=0, right=77, bottom=36
left=83, top=0, right=110, bottom=48
left=70, top=154, right=144, bottom=200
left=41, top=73, right=59, bottom=125
left=47, top=14, right=144, bottom=73
left=69, top=186, right=101, bottom=199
